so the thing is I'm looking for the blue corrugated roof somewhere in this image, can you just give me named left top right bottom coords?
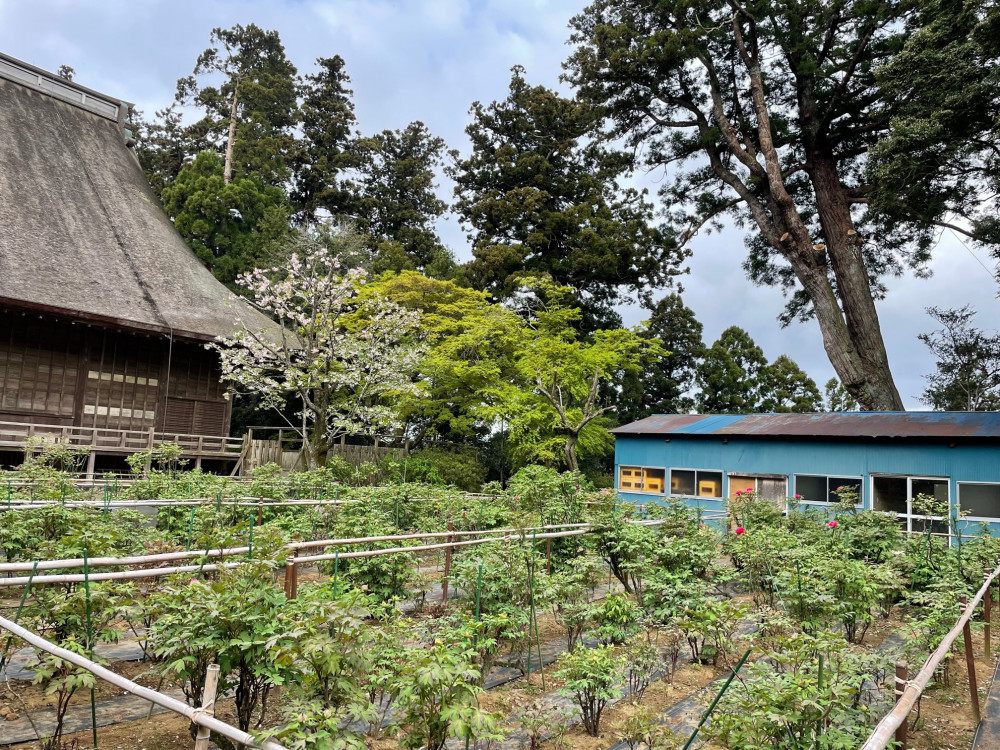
left=610, top=412, right=1000, bottom=439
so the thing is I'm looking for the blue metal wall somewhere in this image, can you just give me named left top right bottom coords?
left=614, top=436, right=1000, bottom=533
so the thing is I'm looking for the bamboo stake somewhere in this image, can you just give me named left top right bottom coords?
left=960, top=595, right=981, bottom=724
left=0, top=615, right=288, bottom=750
left=193, top=664, right=220, bottom=750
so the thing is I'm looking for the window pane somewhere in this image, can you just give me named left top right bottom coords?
left=697, top=471, right=723, bottom=498
left=828, top=478, right=861, bottom=504
left=619, top=466, right=641, bottom=491
left=911, top=479, right=948, bottom=515
left=795, top=475, right=827, bottom=503
left=643, top=468, right=666, bottom=493
left=873, top=477, right=907, bottom=514
left=671, top=470, right=695, bottom=496
left=960, top=484, right=1000, bottom=519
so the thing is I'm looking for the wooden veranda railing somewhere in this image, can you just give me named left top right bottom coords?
left=0, top=420, right=243, bottom=456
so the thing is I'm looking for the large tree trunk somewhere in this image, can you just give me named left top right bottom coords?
left=223, top=87, right=239, bottom=185
left=809, top=157, right=903, bottom=410
left=564, top=432, right=580, bottom=473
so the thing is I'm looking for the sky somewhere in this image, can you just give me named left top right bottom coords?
left=1, top=0, right=997, bottom=408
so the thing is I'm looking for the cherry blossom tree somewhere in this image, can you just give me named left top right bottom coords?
left=212, top=229, right=424, bottom=467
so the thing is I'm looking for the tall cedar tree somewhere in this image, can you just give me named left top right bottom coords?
left=295, top=55, right=359, bottom=222
left=761, top=354, right=822, bottom=413
left=696, top=326, right=768, bottom=414
left=355, top=122, right=452, bottom=275
left=160, top=24, right=298, bottom=283
left=160, top=152, right=292, bottom=285
left=450, top=66, right=678, bottom=331
left=175, top=24, right=299, bottom=187
left=919, top=306, right=1000, bottom=411
left=618, top=293, right=705, bottom=421
left=564, top=0, right=999, bottom=409
left=824, top=378, right=858, bottom=412
left=868, top=0, right=1000, bottom=263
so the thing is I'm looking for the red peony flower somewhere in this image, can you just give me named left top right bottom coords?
left=794, top=494, right=802, bottom=499
left=735, top=490, right=743, bottom=496
left=828, top=520, right=838, bottom=528
left=735, top=526, right=745, bottom=535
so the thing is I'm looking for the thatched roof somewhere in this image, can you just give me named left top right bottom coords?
left=0, top=53, right=282, bottom=343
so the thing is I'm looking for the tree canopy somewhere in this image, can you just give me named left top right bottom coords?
left=564, top=0, right=1000, bottom=409
left=450, top=66, right=680, bottom=331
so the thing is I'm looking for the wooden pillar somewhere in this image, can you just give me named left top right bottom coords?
left=894, top=660, right=908, bottom=750
left=284, top=558, right=298, bottom=600
left=441, top=521, right=453, bottom=604
left=84, top=450, right=97, bottom=481
left=960, top=595, right=982, bottom=724
left=193, top=663, right=220, bottom=750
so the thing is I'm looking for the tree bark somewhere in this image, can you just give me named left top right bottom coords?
left=223, top=87, right=239, bottom=185
left=564, top=432, right=580, bottom=473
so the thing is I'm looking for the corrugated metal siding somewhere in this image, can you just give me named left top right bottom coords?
left=615, top=436, right=1000, bottom=511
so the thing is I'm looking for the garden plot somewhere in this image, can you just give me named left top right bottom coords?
left=1, top=470, right=999, bottom=750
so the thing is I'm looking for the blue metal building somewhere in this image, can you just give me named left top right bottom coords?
left=612, top=412, right=1000, bottom=534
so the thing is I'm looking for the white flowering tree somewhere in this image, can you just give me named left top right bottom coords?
left=212, top=231, right=423, bottom=468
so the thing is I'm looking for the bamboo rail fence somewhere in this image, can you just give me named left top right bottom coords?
left=860, top=557, right=1000, bottom=749
left=0, top=614, right=289, bottom=750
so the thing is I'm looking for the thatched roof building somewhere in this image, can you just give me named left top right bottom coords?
left=0, top=53, right=276, bottom=341
left=0, top=53, right=279, bottom=469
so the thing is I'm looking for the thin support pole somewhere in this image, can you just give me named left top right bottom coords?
left=84, top=548, right=98, bottom=749
left=193, top=664, right=220, bottom=750
left=960, top=595, right=981, bottom=724
left=546, top=537, right=552, bottom=575
left=531, top=530, right=544, bottom=689
left=442, top=521, right=453, bottom=604
left=248, top=515, right=254, bottom=561
left=681, top=647, right=753, bottom=750
left=185, top=506, right=196, bottom=552
left=986, top=570, right=993, bottom=661
left=894, top=661, right=908, bottom=750
left=332, top=551, right=339, bottom=596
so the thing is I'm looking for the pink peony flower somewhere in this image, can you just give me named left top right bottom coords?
left=836, top=486, right=844, bottom=491
left=746, top=487, right=754, bottom=492
left=794, top=494, right=802, bottom=499
left=735, top=490, right=743, bottom=496
left=828, top=520, right=838, bottom=528
left=735, top=527, right=745, bottom=535
left=699, top=523, right=706, bottom=528
left=189, top=578, right=199, bottom=585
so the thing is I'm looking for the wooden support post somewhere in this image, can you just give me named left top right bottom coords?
left=257, top=499, right=264, bottom=526
left=986, top=570, right=993, bottom=661
left=960, top=595, right=982, bottom=724
left=284, top=559, right=298, bottom=600
left=193, top=664, right=220, bottom=750
left=442, top=521, right=453, bottom=604
left=894, top=661, right=908, bottom=750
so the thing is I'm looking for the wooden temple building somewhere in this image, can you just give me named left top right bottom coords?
left=0, top=53, right=281, bottom=476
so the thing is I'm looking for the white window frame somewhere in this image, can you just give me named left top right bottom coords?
left=956, top=481, right=1000, bottom=523
left=793, top=474, right=864, bottom=507
left=870, top=474, right=951, bottom=533
left=669, top=467, right=725, bottom=500
left=617, top=464, right=668, bottom=495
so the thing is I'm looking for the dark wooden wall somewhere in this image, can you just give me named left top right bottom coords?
left=0, top=309, right=231, bottom=436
